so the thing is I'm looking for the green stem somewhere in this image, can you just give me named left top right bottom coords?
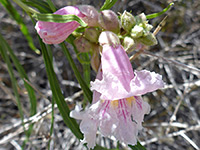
left=60, top=43, right=92, bottom=103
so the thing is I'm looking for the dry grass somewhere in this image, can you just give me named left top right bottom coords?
left=0, top=0, right=199, bottom=149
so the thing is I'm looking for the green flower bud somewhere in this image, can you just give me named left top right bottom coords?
left=121, top=11, right=136, bottom=32
left=145, top=24, right=153, bottom=31
left=99, top=10, right=120, bottom=34
left=136, top=13, right=146, bottom=24
left=123, top=36, right=135, bottom=52
left=74, top=36, right=94, bottom=52
left=130, top=25, right=144, bottom=38
left=84, top=27, right=100, bottom=43
left=138, top=33, right=157, bottom=46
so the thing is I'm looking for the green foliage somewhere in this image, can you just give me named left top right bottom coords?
left=23, top=0, right=52, bottom=13
left=0, top=0, right=39, bottom=53
left=100, top=0, right=118, bottom=10
left=0, top=34, right=26, bottom=138
left=0, top=34, right=37, bottom=143
left=60, top=43, right=93, bottom=103
left=32, top=13, right=87, bottom=27
left=38, top=37, right=83, bottom=139
left=146, top=2, right=174, bottom=19
left=128, top=142, right=146, bottom=150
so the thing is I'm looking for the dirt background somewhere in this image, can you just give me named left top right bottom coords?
left=0, top=0, right=200, bottom=150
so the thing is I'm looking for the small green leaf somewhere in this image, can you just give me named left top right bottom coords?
left=32, top=13, right=87, bottom=27
left=100, top=0, right=118, bottom=10
left=128, top=141, right=146, bottom=150
left=146, top=2, right=174, bottom=19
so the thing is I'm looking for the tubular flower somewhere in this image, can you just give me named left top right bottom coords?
left=35, top=5, right=99, bottom=44
left=70, top=31, right=164, bottom=149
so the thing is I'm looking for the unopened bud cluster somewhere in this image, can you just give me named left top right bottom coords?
left=121, top=12, right=157, bottom=51
left=36, top=4, right=159, bottom=72
left=73, top=9, right=158, bottom=70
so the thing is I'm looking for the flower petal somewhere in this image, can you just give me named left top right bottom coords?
left=131, top=96, right=150, bottom=130
left=130, top=70, right=164, bottom=96
left=35, top=6, right=85, bottom=44
left=91, top=45, right=134, bottom=100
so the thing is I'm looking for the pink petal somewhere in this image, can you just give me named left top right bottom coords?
left=91, top=44, right=164, bottom=100
left=91, top=45, right=135, bottom=100
left=131, top=96, right=150, bottom=130
left=92, top=65, right=103, bottom=104
left=130, top=70, right=164, bottom=96
left=35, top=6, right=85, bottom=44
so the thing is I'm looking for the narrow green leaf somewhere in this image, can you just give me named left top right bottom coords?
left=0, top=34, right=37, bottom=117
left=12, top=0, right=39, bottom=14
left=32, top=13, right=87, bottom=27
left=23, top=0, right=53, bottom=13
left=0, top=34, right=37, bottom=145
left=100, top=0, right=118, bottom=11
left=82, top=53, right=91, bottom=106
left=0, top=35, right=26, bottom=136
left=38, top=37, right=83, bottom=139
left=46, top=0, right=56, bottom=12
left=60, top=43, right=93, bottom=103
left=0, top=0, right=40, bottom=54
left=128, top=141, right=146, bottom=150
left=146, top=2, right=174, bottom=19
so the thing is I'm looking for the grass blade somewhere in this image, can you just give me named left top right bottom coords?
left=0, top=35, right=26, bottom=138
left=0, top=34, right=37, bottom=117
left=100, top=0, right=118, bottom=11
left=0, top=0, right=40, bottom=54
left=38, top=37, right=83, bottom=139
left=146, top=2, right=174, bottom=19
left=46, top=0, right=56, bottom=12
left=23, top=0, right=52, bottom=13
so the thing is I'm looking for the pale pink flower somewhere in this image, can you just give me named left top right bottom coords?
left=70, top=31, right=164, bottom=149
left=35, top=5, right=99, bottom=44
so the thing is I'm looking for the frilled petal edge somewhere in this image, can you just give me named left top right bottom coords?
left=91, top=69, right=164, bottom=100
left=130, top=70, right=164, bottom=96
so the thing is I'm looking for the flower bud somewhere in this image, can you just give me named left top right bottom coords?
left=121, top=11, right=136, bottom=32
left=74, top=36, right=94, bottom=52
left=123, top=36, right=135, bottom=52
left=77, top=5, right=100, bottom=27
left=130, top=25, right=143, bottom=38
left=98, top=31, right=120, bottom=46
left=145, top=24, right=153, bottom=32
left=136, top=13, right=146, bottom=23
left=91, top=45, right=101, bottom=72
left=35, top=6, right=86, bottom=44
left=99, top=10, right=120, bottom=34
left=138, top=33, right=157, bottom=46
left=84, top=27, right=100, bottom=43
